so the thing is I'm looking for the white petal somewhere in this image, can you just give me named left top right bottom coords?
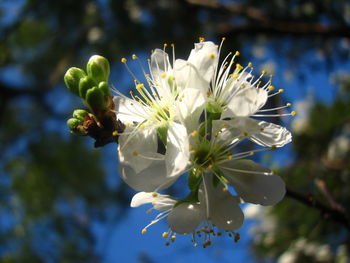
left=220, top=159, right=286, bottom=205
left=187, top=41, right=218, bottom=83
left=225, top=87, right=268, bottom=117
left=250, top=121, right=292, bottom=147
left=199, top=175, right=244, bottom=231
left=131, top=192, right=175, bottom=210
left=176, top=88, right=206, bottom=132
left=173, top=59, right=209, bottom=96
left=165, top=122, right=190, bottom=178
left=167, top=202, right=204, bottom=234
left=119, top=159, right=178, bottom=192
left=118, top=128, right=161, bottom=173
left=114, top=96, right=147, bottom=124
left=150, top=49, right=171, bottom=77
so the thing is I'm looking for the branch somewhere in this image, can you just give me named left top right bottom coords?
left=286, top=187, right=350, bottom=232
left=187, top=0, right=350, bottom=39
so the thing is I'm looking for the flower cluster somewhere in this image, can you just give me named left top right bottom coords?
left=113, top=39, right=294, bottom=247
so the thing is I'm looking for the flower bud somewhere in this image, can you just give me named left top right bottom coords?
left=72, top=109, right=88, bottom=121
left=67, top=117, right=83, bottom=130
left=98, top=81, right=111, bottom=96
left=87, top=55, right=110, bottom=84
left=86, top=86, right=106, bottom=112
left=79, top=76, right=96, bottom=99
left=64, top=67, right=86, bottom=96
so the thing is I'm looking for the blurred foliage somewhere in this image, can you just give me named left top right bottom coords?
left=0, top=0, right=350, bottom=262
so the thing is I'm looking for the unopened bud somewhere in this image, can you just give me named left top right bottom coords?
left=86, top=86, right=106, bottom=112
left=98, top=81, right=111, bottom=96
left=87, top=55, right=110, bottom=84
left=67, top=118, right=83, bottom=130
left=72, top=109, right=88, bottom=121
left=79, top=76, right=96, bottom=99
left=64, top=67, right=86, bottom=96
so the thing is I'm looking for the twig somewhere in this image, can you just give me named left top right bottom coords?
left=286, top=187, right=350, bottom=232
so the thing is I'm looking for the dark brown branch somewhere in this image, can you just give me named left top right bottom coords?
left=286, top=188, right=350, bottom=232
left=187, top=0, right=350, bottom=39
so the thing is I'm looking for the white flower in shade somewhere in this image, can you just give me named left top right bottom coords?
left=131, top=176, right=244, bottom=247
left=188, top=120, right=286, bottom=206
left=187, top=39, right=294, bottom=148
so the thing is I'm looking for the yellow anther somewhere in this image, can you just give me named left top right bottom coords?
left=136, top=83, right=144, bottom=89
left=222, top=37, right=226, bottom=41
left=112, top=130, right=119, bottom=136
left=121, top=58, right=127, bottom=63
left=208, top=164, right=213, bottom=169
left=191, top=130, right=198, bottom=137
left=164, top=43, right=168, bottom=47
left=270, top=74, right=274, bottom=78
left=242, top=131, right=249, bottom=137
left=207, top=91, right=212, bottom=97
left=139, top=125, right=145, bottom=130
left=271, top=145, right=277, bottom=150
left=228, top=155, right=233, bottom=160
left=151, top=202, right=156, bottom=206
left=248, top=62, right=253, bottom=67
left=190, top=150, right=197, bottom=155
left=189, top=145, right=193, bottom=150
left=146, top=209, right=152, bottom=214
left=236, top=63, right=243, bottom=70
left=152, top=192, right=158, bottom=197
left=132, top=151, right=139, bottom=156
left=240, top=85, right=245, bottom=89
left=286, top=103, right=292, bottom=107
left=278, top=89, right=284, bottom=93
left=271, top=170, right=277, bottom=175
left=232, top=74, right=239, bottom=79
left=268, top=86, right=275, bottom=91
left=171, top=43, right=174, bottom=47
left=171, top=235, right=176, bottom=242
left=250, top=151, right=254, bottom=156
left=199, top=37, right=205, bottom=42
left=162, top=232, right=169, bottom=238
left=161, top=73, right=166, bottom=78
left=209, top=53, right=215, bottom=59
left=235, top=51, right=240, bottom=56
left=262, top=70, right=267, bottom=74
left=141, top=229, right=147, bottom=234
left=132, top=54, right=137, bottom=59
left=291, top=111, right=297, bottom=116
left=222, top=187, right=228, bottom=192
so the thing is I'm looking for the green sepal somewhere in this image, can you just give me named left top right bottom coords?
left=87, top=55, right=110, bottom=84
left=86, top=86, right=106, bottom=112
left=79, top=76, right=96, bottom=99
left=64, top=67, right=86, bottom=96
left=188, top=168, right=203, bottom=191
left=72, top=109, right=88, bottom=121
left=206, top=101, right=223, bottom=115
left=157, top=125, right=168, bottom=147
left=98, top=81, right=111, bottom=96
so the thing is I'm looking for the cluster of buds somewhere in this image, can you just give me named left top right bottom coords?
left=64, top=56, right=124, bottom=147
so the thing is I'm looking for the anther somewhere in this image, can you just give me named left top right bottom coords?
left=209, top=53, right=215, bottom=59
left=162, top=232, right=169, bottom=238
left=235, top=51, right=240, bottom=56
left=132, top=54, right=137, bottom=59
left=278, top=89, right=284, bottom=93
left=171, top=235, right=176, bottom=242
left=261, top=70, right=267, bottom=74
left=161, top=73, right=166, bottom=78
left=136, top=83, right=144, bottom=89
left=132, top=151, right=139, bottom=156
left=286, top=103, right=292, bottom=106
left=248, top=62, right=253, bottom=67
left=291, top=111, right=297, bottom=116
left=112, top=130, right=119, bottom=136
left=222, top=187, right=228, bottom=192
left=242, top=132, right=249, bottom=137
left=271, top=145, right=277, bottom=150
left=234, top=233, right=240, bottom=242
left=165, top=242, right=170, bottom=246
left=121, top=58, right=127, bottom=63
left=152, top=192, right=158, bottom=197
left=191, top=130, right=198, bottom=137
left=268, top=86, right=275, bottom=91
left=141, top=229, right=147, bottom=234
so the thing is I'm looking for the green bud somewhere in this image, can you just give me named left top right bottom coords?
left=87, top=55, right=110, bottom=84
left=86, top=86, right=106, bottom=112
left=98, top=81, right=111, bottom=96
left=79, top=76, right=96, bottom=99
left=67, top=117, right=83, bottom=130
left=64, top=67, right=86, bottom=96
left=72, top=109, right=88, bottom=121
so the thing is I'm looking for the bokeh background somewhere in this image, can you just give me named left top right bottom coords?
left=1, top=0, right=350, bottom=262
